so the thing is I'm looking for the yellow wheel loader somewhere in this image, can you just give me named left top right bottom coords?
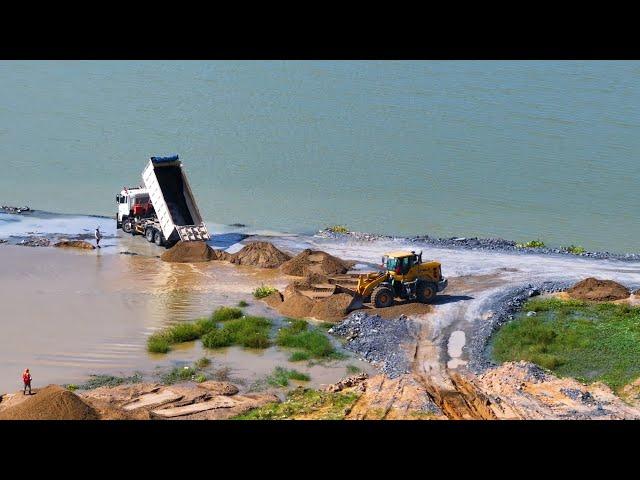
left=331, top=250, right=448, bottom=311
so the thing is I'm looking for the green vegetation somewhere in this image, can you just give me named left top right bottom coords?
left=194, top=374, right=207, bottom=383
left=346, top=364, right=361, bottom=375
left=66, top=384, right=79, bottom=392
left=202, top=316, right=272, bottom=350
left=195, top=357, right=211, bottom=369
left=515, top=239, right=546, bottom=248
left=77, top=373, right=143, bottom=390
left=565, top=245, right=586, bottom=254
left=147, top=334, right=171, bottom=353
left=327, top=225, right=349, bottom=234
left=211, top=306, right=244, bottom=322
left=267, top=367, right=310, bottom=387
left=253, top=285, right=279, bottom=299
left=161, top=366, right=197, bottom=385
left=234, top=388, right=359, bottom=420
left=276, top=319, right=340, bottom=360
left=146, top=307, right=245, bottom=353
left=238, top=300, right=249, bottom=308
left=491, top=298, right=640, bottom=390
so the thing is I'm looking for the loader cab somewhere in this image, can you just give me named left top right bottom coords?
left=382, top=251, right=423, bottom=275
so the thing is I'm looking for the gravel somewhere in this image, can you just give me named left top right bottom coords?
left=316, top=229, right=640, bottom=262
left=329, top=311, right=419, bottom=379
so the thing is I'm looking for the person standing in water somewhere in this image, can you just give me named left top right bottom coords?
left=95, top=227, right=102, bottom=248
left=22, top=368, right=32, bottom=395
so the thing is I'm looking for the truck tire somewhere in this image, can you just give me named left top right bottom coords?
left=146, top=228, right=155, bottom=242
left=371, top=286, right=395, bottom=308
left=416, top=281, right=438, bottom=303
left=154, top=230, right=164, bottom=246
left=123, top=219, right=133, bottom=234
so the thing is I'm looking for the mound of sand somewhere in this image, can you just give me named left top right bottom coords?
left=54, top=240, right=95, bottom=250
left=0, top=385, right=99, bottom=420
left=283, top=273, right=330, bottom=299
left=280, top=249, right=355, bottom=277
left=278, top=292, right=318, bottom=318
left=161, top=241, right=218, bottom=263
left=566, top=277, right=630, bottom=301
left=229, top=241, right=291, bottom=268
left=263, top=291, right=284, bottom=308
left=309, top=293, right=354, bottom=321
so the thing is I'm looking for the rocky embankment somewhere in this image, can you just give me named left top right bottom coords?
left=316, top=228, right=640, bottom=261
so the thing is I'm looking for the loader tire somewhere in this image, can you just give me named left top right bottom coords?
left=416, top=281, right=437, bottom=303
left=372, top=286, right=395, bottom=308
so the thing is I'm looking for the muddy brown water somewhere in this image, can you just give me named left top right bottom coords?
left=0, top=244, right=371, bottom=394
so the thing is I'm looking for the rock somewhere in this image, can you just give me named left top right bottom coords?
left=526, top=311, right=537, bottom=317
left=54, top=240, right=95, bottom=250
left=18, top=237, right=50, bottom=247
left=196, top=381, right=239, bottom=396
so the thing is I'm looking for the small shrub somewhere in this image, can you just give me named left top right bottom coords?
left=238, top=300, right=249, bottom=308
left=211, top=306, right=244, bottom=322
left=195, top=357, right=211, bottom=369
left=346, top=364, right=361, bottom=375
left=253, top=285, right=279, bottom=299
left=66, top=384, right=79, bottom=392
left=147, top=333, right=171, bottom=353
left=289, top=351, right=311, bottom=362
left=194, top=317, right=217, bottom=336
left=516, top=239, right=545, bottom=249
left=162, top=366, right=197, bottom=385
left=195, top=374, right=207, bottom=383
left=565, top=245, right=586, bottom=254
left=166, top=322, right=201, bottom=343
left=202, top=328, right=233, bottom=348
left=327, top=225, right=349, bottom=234
left=267, top=367, right=310, bottom=387
left=276, top=319, right=337, bottom=359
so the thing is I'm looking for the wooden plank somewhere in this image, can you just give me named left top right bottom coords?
left=122, top=390, right=183, bottom=411
left=151, top=397, right=237, bottom=418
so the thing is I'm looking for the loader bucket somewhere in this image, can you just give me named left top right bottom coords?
left=334, top=284, right=365, bottom=312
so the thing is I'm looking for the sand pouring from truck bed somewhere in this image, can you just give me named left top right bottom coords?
left=567, top=277, right=630, bottom=301
left=161, top=241, right=229, bottom=263
left=0, top=385, right=99, bottom=420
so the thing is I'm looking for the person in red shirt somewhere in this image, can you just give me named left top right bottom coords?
left=22, top=368, right=32, bottom=395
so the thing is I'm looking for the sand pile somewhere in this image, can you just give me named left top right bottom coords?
left=0, top=385, right=99, bottom=420
left=280, top=249, right=355, bottom=277
left=566, top=277, right=630, bottom=301
left=308, top=293, right=354, bottom=321
left=263, top=291, right=284, bottom=308
left=161, top=241, right=220, bottom=263
left=283, top=273, right=330, bottom=299
left=278, top=292, right=318, bottom=318
left=229, top=241, right=291, bottom=268
left=54, top=240, right=95, bottom=250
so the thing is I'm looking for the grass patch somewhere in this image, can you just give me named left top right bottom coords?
left=147, top=333, right=171, bottom=353
left=211, top=306, right=244, bottom=322
left=267, top=367, right=310, bottom=387
left=194, top=374, right=207, bottom=383
left=289, top=351, right=311, bottom=362
left=491, top=297, right=640, bottom=390
left=253, top=285, right=279, bottom=299
left=233, top=388, right=359, bottom=420
left=195, top=357, right=211, bottom=369
left=238, top=300, right=249, bottom=307
left=327, top=225, right=349, bottom=234
left=346, top=364, right=361, bottom=375
left=202, top=316, right=272, bottom=350
left=66, top=384, right=79, bottom=392
left=565, top=245, right=586, bottom=254
left=276, top=319, right=340, bottom=360
left=77, top=373, right=143, bottom=390
left=515, top=239, right=545, bottom=248
left=161, top=366, right=197, bottom=385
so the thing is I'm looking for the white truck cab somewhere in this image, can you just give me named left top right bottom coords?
left=115, top=187, right=152, bottom=229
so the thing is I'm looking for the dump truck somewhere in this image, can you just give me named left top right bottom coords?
left=299, top=250, right=447, bottom=312
left=115, top=155, right=209, bottom=247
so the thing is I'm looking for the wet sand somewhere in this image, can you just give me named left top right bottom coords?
left=0, top=243, right=370, bottom=393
